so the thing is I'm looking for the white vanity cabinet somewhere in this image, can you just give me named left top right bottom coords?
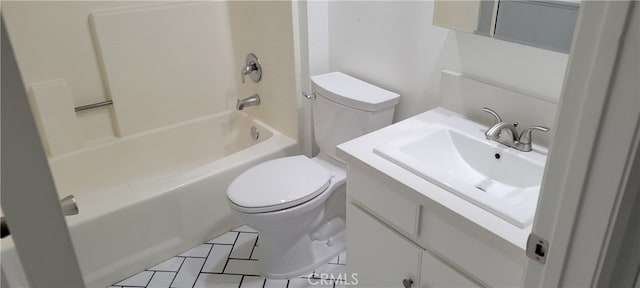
left=347, top=203, right=422, bottom=287
left=348, top=202, right=479, bottom=288
left=345, top=162, right=526, bottom=287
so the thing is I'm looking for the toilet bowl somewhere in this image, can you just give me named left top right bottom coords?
left=227, top=153, right=346, bottom=278
left=226, top=72, right=399, bottom=278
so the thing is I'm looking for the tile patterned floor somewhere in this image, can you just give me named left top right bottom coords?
left=110, top=226, right=347, bottom=288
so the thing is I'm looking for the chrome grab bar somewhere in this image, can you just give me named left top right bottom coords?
left=74, top=100, right=113, bottom=112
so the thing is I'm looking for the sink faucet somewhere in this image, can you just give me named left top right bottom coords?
left=482, top=107, right=549, bottom=152
left=484, top=122, right=520, bottom=144
left=236, top=94, right=260, bottom=110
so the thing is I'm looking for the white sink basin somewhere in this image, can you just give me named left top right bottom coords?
left=374, top=116, right=547, bottom=228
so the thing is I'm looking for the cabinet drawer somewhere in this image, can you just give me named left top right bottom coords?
left=421, top=250, right=479, bottom=288
left=347, top=203, right=422, bottom=287
left=347, top=165, right=419, bottom=236
left=420, top=209, right=525, bottom=287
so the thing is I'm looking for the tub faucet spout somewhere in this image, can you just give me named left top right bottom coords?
left=237, top=94, right=261, bottom=110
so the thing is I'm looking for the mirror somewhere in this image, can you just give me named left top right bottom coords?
left=433, top=0, right=498, bottom=37
left=433, top=0, right=580, bottom=53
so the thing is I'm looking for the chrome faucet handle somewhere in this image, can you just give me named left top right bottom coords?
left=519, top=126, right=550, bottom=144
left=240, top=66, right=253, bottom=84
left=482, top=107, right=503, bottom=124
left=240, top=53, right=262, bottom=84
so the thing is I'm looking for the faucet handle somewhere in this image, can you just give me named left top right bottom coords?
left=241, top=66, right=252, bottom=84
left=482, top=107, right=503, bottom=124
left=240, top=53, right=262, bottom=84
left=518, top=126, right=550, bottom=144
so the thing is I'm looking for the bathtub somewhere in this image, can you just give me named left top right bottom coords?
left=1, top=111, right=297, bottom=287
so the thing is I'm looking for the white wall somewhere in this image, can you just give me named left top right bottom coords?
left=325, top=1, right=569, bottom=122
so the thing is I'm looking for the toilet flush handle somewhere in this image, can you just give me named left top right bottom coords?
left=303, top=92, right=316, bottom=100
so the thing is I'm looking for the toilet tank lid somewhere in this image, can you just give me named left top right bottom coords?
left=311, top=72, right=400, bottom=112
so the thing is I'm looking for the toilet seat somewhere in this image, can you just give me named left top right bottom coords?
left=227, top=156, right=332, bottom=213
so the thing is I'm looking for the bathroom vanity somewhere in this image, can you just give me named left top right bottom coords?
left=337, top=108, right=537, bottom=287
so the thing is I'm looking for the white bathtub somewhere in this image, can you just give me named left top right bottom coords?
left=1, top=111, right=297, bottom=287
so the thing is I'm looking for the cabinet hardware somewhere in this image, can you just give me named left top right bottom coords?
left=526, top=233, right=549, bottom=264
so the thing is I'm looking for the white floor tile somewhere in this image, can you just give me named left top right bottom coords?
left=224, top=259, right=260, bottom=276
left=232, top=225, right=258, bottom=233
left=263, top=278, right=288, bottom=288
left=240, top=275, right=266, bottom=288
left=334, top=280, right=347, bottom=288
left=338, top=251, right=347, bottom=265
left=114, top=271, right=154, bottom=286
left=193, top=274, right=242, bottom=288
left=112, top=225, right=347, bottom=288
left=147, top=257, right=184, bottom=272
left=207, top=231, right=238, bottom=244
left=201, top=244, right=232, bottom=273
left=146, top=271, right=175, bottom=288
left=288, top=277, right=333, bottom=288
left=314, top=263, right=346, bottom=278
left=171, top=257, right=205, bottom=288
left=178, top=243, right=211, bottom=258
left=250, top=245, right=260, bottom=260
left=230, top=233, right=258, bottom=259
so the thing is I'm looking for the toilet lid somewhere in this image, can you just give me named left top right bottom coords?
left=227, top=156, right=332, bottom=213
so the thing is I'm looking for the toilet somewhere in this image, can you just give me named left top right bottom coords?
left=226, top=72, right=400, bottom=279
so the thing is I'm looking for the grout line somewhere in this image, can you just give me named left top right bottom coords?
left=231, top=230, right=259, bottom=234
left=199, top=271, right=262, bottom=277
left=237, top=275, right=245, bottom=288
left=248, top=234, right=259, bottom=259
left=145, top=269, right=181, bottom=273
left=262, top=278, right=267, bottom=288
left=145, top=271, right=155, bottom=287
left=168, top=257, right=186, bottom=288
left=227, top=257, right=259, bottom=261
left=286, top=279, right=290, bottom=288
left=222, top=232, right=241, bottom=274
left=199, top=243, right=215, bottom=274
left=191, top=273, right=201, bottom=288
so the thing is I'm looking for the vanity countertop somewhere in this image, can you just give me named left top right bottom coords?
left=336, top=107, right=531, bottom=250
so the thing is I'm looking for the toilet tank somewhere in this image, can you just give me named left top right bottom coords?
left=310, top=72, right=400, bottom=163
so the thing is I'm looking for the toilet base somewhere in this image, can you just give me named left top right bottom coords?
left=259, top=230, right=346, bottom=279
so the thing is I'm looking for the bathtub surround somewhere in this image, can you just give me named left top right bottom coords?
left=27, top=79, right=84, bottom=156
left=2, top=1, right=299, bottom=150
left=111, top=226, right=348, bottom=288
left=90, top=2, right=236, bottom=137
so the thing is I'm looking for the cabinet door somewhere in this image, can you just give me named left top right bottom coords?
left=420, top=250, right=479, bottom=288
left=347, top=203, right=422, bottom=287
